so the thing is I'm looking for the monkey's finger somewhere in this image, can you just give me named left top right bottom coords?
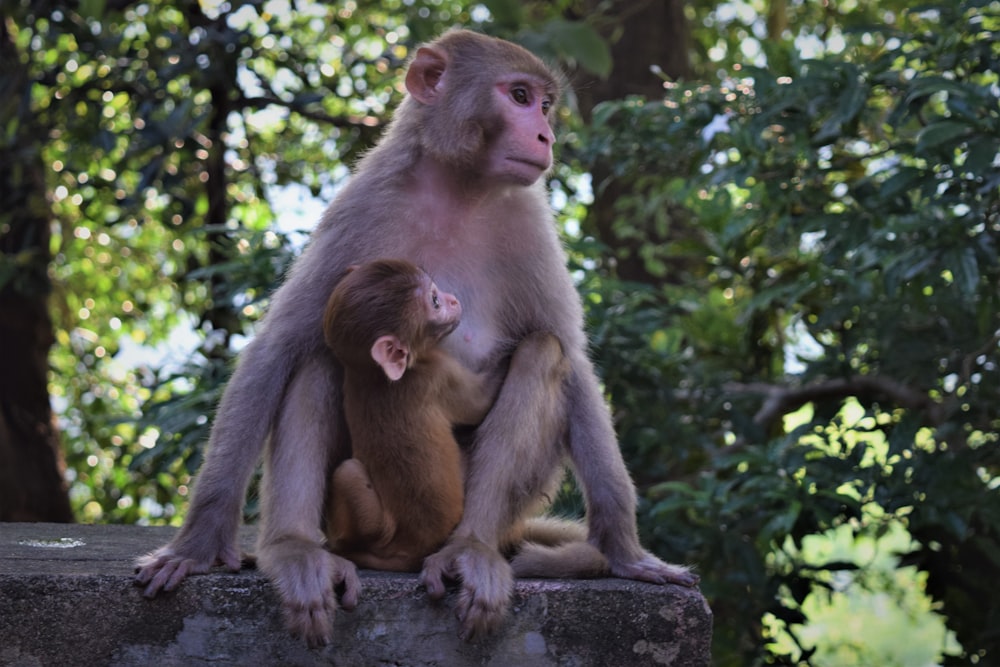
left=666, top=569, right=700, bottom=587
left=422, top=579, right=445, bottom=599
left=163, top=559, right=195, bottom=592
left=140, top=560, right=181, bottom=597
left=307, top=609, right=333, bottom=648
left=612, top=555, right=699, bottom=587
left=134, top=549, right=171, bottom=583
left=133, top=561, right=157, bottom=585
left=334, top=565, right=361, bottom=611
left=419, top=557, right=453, bottom=599
left=288, top=605, right=333, bottom=648
left=456, top=588, right=507, bottom=641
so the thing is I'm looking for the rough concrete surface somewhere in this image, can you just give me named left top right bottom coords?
left=0, top=523, right=711, bottom=666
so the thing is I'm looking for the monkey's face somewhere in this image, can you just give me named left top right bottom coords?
left=484, top=77, right=557, bottom=186
left=418, top=275, right=462, bottom=342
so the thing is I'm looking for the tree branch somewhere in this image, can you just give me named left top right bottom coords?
left=726, top=375, right=948, bottom=427
left=239, top=94, right=384, bottom=130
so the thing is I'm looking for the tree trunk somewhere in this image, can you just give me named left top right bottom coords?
left=0, top=20, right=73, bottom=522
left=576, top=0, right=695, bottom=286
left=191, top=4, right=242, bottom=350
left=576, top=0, right=692, bottom=114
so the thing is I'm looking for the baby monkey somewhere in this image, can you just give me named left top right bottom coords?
left=322, top=259, right=494, bottom=571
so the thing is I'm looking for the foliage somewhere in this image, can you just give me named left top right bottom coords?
left=8, top=0, right=387, bottom=522
left=570, top=0, right=999, bottom=663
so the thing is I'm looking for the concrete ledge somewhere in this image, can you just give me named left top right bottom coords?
left=0, top=523, right=712, bottom=666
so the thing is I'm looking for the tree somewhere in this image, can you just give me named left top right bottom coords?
left=574, top=0, right=999, bottom=662
left=2, top=0, right=428, bottom=523
left=0, top=15, right=73, bottom=522
left=575, top=0, right=698, bottom=287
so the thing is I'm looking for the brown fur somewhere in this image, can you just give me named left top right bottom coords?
left=135, top=29, right=696, bottom=648
left=322, top=259, right=492, bottom=572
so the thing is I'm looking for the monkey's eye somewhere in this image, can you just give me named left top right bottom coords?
left=541, top=97, right=552, bottom=115
left=431, top=292, right=441, bottom=309
left=511, top=87, right=529, bottom=105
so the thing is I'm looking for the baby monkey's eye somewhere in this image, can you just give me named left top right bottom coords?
left=432, top=292, right=440, bottom=309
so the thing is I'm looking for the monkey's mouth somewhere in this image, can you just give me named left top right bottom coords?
left=439, top=319, right=461, bottom=341
left=508, top=157, right=550, bottom=172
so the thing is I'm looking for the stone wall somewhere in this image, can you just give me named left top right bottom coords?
left=0, top=523, right=711, bottom=666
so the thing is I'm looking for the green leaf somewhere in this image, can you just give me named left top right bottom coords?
left=590, top=100, right=621, bottom=129
left=835, top=72, right=868, bottom=125
left=887, top=413, right=922, bottom=457
left=948, top=246, right=981, bottom=297
left=904, top=76, right=973, bottom=107
left=545, top=20, right=612, bottom=79
left=482, top=0, right=524, bottom=27
left=812, top=117, right=843, bottom=144
left=79, top=0, right=106, bottom=20
left=915, top=120, right=971, bottom=154
left=879, top=167, right=922, bottom=200
left=965, top=139, right=1000, bottom=175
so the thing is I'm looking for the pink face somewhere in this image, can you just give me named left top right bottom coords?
left=488, top=77, right=556, bottom=185
left=418, top=275, right=462, bottom=340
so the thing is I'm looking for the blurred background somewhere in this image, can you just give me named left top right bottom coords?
left=1, top=1, right=997, bottom=664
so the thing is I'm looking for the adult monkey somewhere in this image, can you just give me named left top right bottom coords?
left=136, top=28, right=697, bottom=646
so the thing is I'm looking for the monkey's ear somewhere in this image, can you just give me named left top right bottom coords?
left=405, top=47, right=447, bottom=104
left=371, top=335, right=409, bottom=381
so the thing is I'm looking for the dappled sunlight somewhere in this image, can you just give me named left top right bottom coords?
left=765, top=524, right=961, bottom=666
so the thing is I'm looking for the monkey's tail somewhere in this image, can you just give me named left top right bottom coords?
left=516, top=516, right=586, bottom=545
left=509, top=516, right=609, bottom=579
left=510, top=541, right=610, bottom=579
